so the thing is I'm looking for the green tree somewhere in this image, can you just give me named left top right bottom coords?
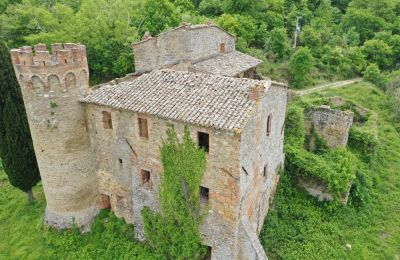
left=289, top=47, right=314, bottom=88
left=363, top=63, right=387, bottom=89
left=136, top=0, right=181, bottom=36
left=216, top=13, right=257, bottom=50
left=0, top=42, right=40, bottom=202
left=341, top=8, right=388, bottom=43
left=265, top=27, right=290, bottom=59
left=362, top=39, right=393, bottom=69
left=142, top=127, right=207, bottom=259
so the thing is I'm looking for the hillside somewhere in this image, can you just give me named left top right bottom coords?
left=261, top=82, right=400, bottom=259
left=1, top=82, right=399, bottom=258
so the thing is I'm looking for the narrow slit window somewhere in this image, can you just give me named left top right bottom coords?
left=140, top=169, right=150, bottom=186
left=219, top=43, right=225, bottom=53
left=198, top=132, right=209, bottom=152
left=263, top=164, right=268, bottom=178
left=102, top=111, right=112, bottom=129
left=266, top=114, right=272, bottom=136
left=200, top=186, right=209, bottom=202
left=138, top=118, right=149, bottom=138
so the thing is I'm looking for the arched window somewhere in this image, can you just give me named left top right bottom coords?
left=65, top=72, right=76, bottom=90
left=31, top=75, right=44, bottom=95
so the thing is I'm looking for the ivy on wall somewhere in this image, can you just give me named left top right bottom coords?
left=142, top=126, right=207, bottom=259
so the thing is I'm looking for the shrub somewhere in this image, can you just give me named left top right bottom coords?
left=363, top=63, right=388, bottom=89
left=142, top=126, right=207, bottom=259
left=289, top=47, right=314, bottom=89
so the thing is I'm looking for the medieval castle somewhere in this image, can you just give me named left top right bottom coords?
left=11, top=24, right=288, bottom=259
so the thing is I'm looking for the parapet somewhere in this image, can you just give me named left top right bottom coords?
left=10, top=43, right=87, bottom=68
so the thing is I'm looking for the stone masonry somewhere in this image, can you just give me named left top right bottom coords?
left=132, top=23, right=261, bottom=78
left=299, top=105, right=354, bottom=204
left=10, top=43, right=99, bottom=229
left=11, top=25, right=288, bottom=260
left=305, top=105, right=354, bottom=148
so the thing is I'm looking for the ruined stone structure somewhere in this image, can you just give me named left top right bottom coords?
left=305, top=105, right=354, bottom=149
left=298, top=105, right=354, bottom=204
left=132, top=23, right=262, bottom=78
left=11, top=25, right=287, bottom=260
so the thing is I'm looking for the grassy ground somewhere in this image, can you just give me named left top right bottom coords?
left=261, top=82, right=400, bottom=259
left=0, top=170, right=158, bottom=259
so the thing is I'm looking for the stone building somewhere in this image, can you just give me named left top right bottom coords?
left=132, top=23, right=262, bottom=78
left=11, top=25, right=287, bottom=260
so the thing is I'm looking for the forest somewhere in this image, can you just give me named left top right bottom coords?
left=1, top=0, right=400, bottom=259
left=1, top=0, right=399, bottom=87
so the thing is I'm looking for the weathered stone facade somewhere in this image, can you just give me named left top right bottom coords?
left=132, top=23, right=261, bottom=78
left=300, top=105, right=354, bottom=205
left=11, top=43, right=99, bottom=229
left=305, top=105, right=354, bottom=148
left=11, top=27, right=287, bottom=259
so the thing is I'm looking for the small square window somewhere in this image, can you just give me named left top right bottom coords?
left=198, top=132, right=209, bottom=152
left=102, top=111, right=112, bottom=129
left=266, top=114, right=272, bottom=136
left=138, top=117, right=149, bottom=138
left=119, top=158, right=123, bottom=164
left=219, top=43, right=225, bottom=53
left=200, top=186, right=209, bottom=202
left=141, top=169, right=150, bottom=186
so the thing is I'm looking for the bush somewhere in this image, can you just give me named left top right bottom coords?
left=363, top=64, right=388, bottom=89
left=289, top=47, right=314, bottom=89
left=142, top=127, right=207, bottom=259
left=348, top=127, right=378, bottom=161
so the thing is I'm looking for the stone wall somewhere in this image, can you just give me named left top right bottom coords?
left=305, top=105, right=353, bottom=148
left=132, top=25, right=235, bottom=73
left=85, top=104, right=242, bottom=259
left=11, top=43, right=99, bottom=229
left=239, top=84, right=287, bottom=235
left=238, top=218, right=268, bottom=260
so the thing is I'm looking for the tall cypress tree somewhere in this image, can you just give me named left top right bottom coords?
left=0, top=41, right=40, bottom=202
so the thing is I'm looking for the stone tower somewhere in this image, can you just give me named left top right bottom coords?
left=10, top=43, right=99, bottom=229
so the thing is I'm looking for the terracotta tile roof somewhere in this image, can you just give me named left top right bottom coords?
left=81, top=70, right=270, bottom=132
left=192, top=51, right=262, bottom=77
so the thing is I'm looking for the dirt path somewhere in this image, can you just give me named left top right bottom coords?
left=296, top=78, right=363, bottom=96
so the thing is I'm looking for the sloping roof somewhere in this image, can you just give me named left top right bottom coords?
left=192, top=51, right=262, bottom=77
left=81, top=70, right=269, bottom=132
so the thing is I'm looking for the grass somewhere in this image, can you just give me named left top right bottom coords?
left=261, top=82, right=400, bottom=259
left=0, top=170, right=159, bottom=259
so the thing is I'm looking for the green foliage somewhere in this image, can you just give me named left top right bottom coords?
left=362, top=39, right=393, bottom=69
left=286, top=145, right=356, bottom=196
left=363, top=64, right=388, bottom=89
left=262, top=82, right=400, bottom=259
left=0, top=42, right=40, bottom=195
left=216, top=13, right=257, bottom=50
left=289, top=47, right=314, bottom=88
left=284, top=105, right=305, bottom=146
left=136, top=0, right=181, bottom=36
left=265, top=27, right=290, bottom=59
left=1, top=0, right=399, bottom=86
left=142, top=127, right=206, bottom=259
left=0, top=170, right=159, bottom=259
left=348, top=126, right=378, bottom=161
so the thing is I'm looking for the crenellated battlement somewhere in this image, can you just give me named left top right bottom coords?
left=11, top=43, right=90, bottom=99
left=11, top=43, right=87, bottom=67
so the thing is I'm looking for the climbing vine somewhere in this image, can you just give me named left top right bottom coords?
left=142, top=126, right=207, bottom=259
